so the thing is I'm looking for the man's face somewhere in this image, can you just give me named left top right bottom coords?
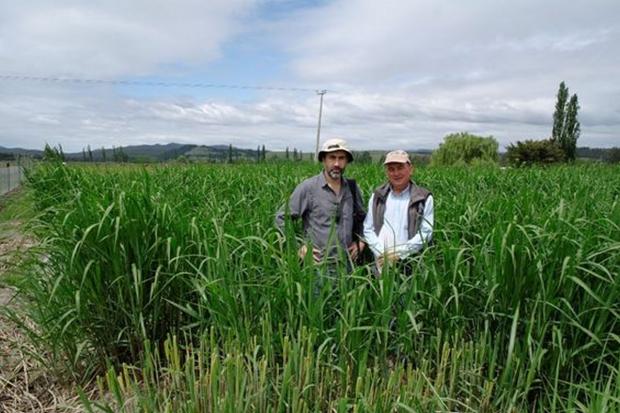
left=323, top=151, right=349, bottom=179
left=385, top=162, right=413, bottom=190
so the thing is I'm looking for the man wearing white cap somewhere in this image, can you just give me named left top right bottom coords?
left=363, top=150, right=434, bottom=270
left=275, top=138, right=366, bottom=265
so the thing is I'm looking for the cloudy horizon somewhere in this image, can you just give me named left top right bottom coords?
left=1, top=0, right=618, bottom=152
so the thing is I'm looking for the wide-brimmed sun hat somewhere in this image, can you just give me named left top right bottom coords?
left=318, top=138, right=353, bottom=162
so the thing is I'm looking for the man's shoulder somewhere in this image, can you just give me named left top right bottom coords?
left=372, top=182, right=391, bottom=198
left=411, top=185, right=432, bottom=204
left=293, top=173, right=322, bottom=192
left=415, top=185, right=431, bottom=196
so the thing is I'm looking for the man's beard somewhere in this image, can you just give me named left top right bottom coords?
left=327, top=168, right=343, bottom=179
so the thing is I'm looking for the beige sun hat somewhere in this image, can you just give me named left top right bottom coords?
left=318, top=138, right=353, bottom=162
left=384, top=149, right=411, bottom=164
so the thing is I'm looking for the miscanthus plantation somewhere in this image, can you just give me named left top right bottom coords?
left=11, top=162, right=620, bottom=411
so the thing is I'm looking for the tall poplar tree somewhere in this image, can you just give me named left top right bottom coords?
left=551, top=81, right=580, bottom=161
left=552, top=82, right=568, bottom=143
left=562, top=94, right=580, bottom=161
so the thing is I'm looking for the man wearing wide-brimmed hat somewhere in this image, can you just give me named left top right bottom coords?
left=363, top=149, right=434, bottom=270
left=275, top=138, right=366, bottom=265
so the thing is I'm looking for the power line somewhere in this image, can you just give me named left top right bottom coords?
left=0, top=74, right=319, bottom=93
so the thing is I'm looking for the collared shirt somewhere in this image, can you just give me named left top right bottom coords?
left=275, top=172, right=363, bottom=256
left=363, top=185, right=434, bottom=259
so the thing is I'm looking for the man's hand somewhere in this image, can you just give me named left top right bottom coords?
left=347, top=241, right=366, bottom=261
left=298, top=244, right=322, bottom=263
left=376, top=250, right=399, bottom=271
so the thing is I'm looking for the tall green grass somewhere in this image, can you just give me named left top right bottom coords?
left=10, top=162, right=620, bottom=411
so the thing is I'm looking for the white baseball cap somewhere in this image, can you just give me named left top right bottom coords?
left=384, top=149, right=411, bottom=164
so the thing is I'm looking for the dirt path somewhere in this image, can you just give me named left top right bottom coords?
left=0, top=191, right=85, bottom=412
left=0, top=220, right=27, bottom=301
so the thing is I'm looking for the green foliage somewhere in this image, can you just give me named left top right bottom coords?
left=505, top=139, right=566, bottom=167
left=431, top=132, right=499, bottom=166
left=42, top=144, right=64, bottom=162
left=410, top=153, right=431, bottom=167
left=551, top=81, right=581, bottom=161
left=9, top=163, right=620, bottom=410
left=606, top=147, right=620, bottom=163
left=176, top=155, right=190, bottom=164
left=552, top=81, right=569, bottom=141
left=352, top=150, right=373, bottom=163
left=111, top=146, right=129, bottom=162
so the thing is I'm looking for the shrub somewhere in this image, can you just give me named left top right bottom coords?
left=431, top=132, right=498, bottom=166
left=505, top=139, right=565, bottom=167
left=605, top=147, right=620, bottom=164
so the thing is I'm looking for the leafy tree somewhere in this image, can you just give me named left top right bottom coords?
left=551, top=81, right=580, bottom=161
left=113, top=147, right=128, bottom=162
left=605, top=147, right=620, bottom=164
left=228, top=144, right=233, bottom=163
left=552, top=82, right=569, bottom=141
left=410, top=154, right=431, bottom=167
left=431, top=132, right=499, bottom=166
left=101, top=147, right=107, bottom=162
left=562, top=94, right=580, bottom=161
left=261, top=145, right=266, bottom=161
left=353, top=151, right=373, bottom=164
left=505, top=139, right=565, bottom=167
left=285, top=146, right=289, bottom=160
left=87, top=145, right=93, bottom=162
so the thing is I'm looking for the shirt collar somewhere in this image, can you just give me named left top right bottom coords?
left=319, top=170, right=347, bottom=189
left=389, top=183, right=411, bottom=197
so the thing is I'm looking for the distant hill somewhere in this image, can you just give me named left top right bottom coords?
left=186, top=145, right=259, bottom=162
left=576, top=146, right=617, bottom=161
left=0, top=144, right=616, bottom=163
left=0, top=146, right=44, bottom=158
left=62, top=143, right=198, bottom=162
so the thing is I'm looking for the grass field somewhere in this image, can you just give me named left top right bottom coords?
left=3, top=161, right=620, bottom=412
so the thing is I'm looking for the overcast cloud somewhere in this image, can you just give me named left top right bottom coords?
left=0, top=0, right=618, bottom=152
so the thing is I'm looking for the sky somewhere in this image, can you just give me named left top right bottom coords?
left=0, top=0, right=618, bottom=152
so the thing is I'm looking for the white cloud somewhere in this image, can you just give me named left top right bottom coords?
left=264, top=0, right=620, bottom=148
left=0, top=0, right=255, bottom=78
left=0, top=0, right=618, bottom=151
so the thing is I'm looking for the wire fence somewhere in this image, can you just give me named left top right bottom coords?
left=0, top=160, right=28, bottom=196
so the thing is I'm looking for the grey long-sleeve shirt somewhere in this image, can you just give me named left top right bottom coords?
left=275, top=172, right=365, bottom=256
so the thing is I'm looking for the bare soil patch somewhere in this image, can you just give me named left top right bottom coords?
left=0, top=192, right=86, bottom=412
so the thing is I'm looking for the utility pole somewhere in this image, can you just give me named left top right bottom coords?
left=314, top=90, right=327, bottom=163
